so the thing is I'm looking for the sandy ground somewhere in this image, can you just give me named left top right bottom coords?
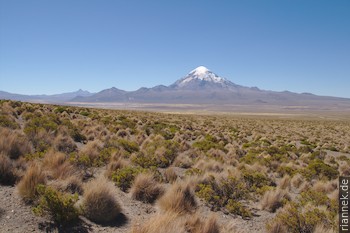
left=0, top=182, right=276, bottom=233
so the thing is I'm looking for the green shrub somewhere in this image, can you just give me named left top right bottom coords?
left=132, top=137, right=178, bottom=168
left=118, top=139, right=139, bottom=153
left=118, top=115, right=136, bottom=129
left=80, top=110, right=90, bottom=117
left=302, top=159, right=339, bottom=180
left=310, top=150, right=326, bottom=160
left=54, top=106, right=69, bottom=114
left=242, top=169, right=272, bottom=191
left=196, top=175, right=249, bottom=216
left=225, top=199, right=252, bottom=218
left=143, top=122, right=179, bottom=139
left=33, top=185, right=79, bottom=224
left=25, top=150, right=46, bottom=161
left=0, top=115, right=19, bottom=129
left=266, top=202, right=335, bottom=233
left=111, top=166, right=144, bottom=192
left=193, top=134, right=227, bottom=153
left=184, top=168, right=203, bottom=176
left=277, top=166, right=297, bottom=177
left=239, top=151, right=260, bottom=164
left=299, top=190, right=338, bottom=218
left=24, top=115, right=59, bottom=136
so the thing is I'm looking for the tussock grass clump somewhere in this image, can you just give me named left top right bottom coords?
left=17, top=163, right=46, bottom=201
left=132, top=212, right=221, bottom=233
left=0, top=114, right=19, bottom=129
left=291, top=173, right=303, bottom=189
left=50, top=175, right=83, bottom=195
left=278, top=175, right=291, bottom=190
left=173, top=152, right=194, bottom=168
left=43, top=150, right=75, bottom=180
left=164, top=167, right=178, bottom=183
left=313, top=224, right=336, bottom=233
left=131, top=212, right=180, bottom=233
left=0, top=153, right=17, bottom=185
left=267, top=199, right=336, bottom=233
left=105, top=158, right=130, bottom=178
left=184, top=214, right=221, bottom=233
left=0, top=127, right=32, bottom=159
left=130, top=173, right=164, bottom=203
left=260, top=188, right=290, bottom=212
left=82, top=177, right=122, bottom=223
left=43, top=150, right=66, bottom=169
left=158, top=182, right=197, bottom=214
left=54, top=134, right=77, bottom=153
left=267, top=221, right=288, bottom=233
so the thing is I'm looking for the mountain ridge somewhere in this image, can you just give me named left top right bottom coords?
left=1, top=67, right=350, bottom=109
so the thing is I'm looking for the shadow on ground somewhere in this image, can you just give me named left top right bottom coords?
left=38, top=213, right=128, bottom=232
left=0, top=208, right=5, bottom=220
left=98, top=213, right=128, bottom=227
left=38, top=219, right=92, bottom=233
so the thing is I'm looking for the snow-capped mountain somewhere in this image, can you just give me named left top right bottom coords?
left=2, top=66, right=350, bottom=110
left=170, top=66, right=239, bottom=89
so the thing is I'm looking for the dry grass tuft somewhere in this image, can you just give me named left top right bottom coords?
left=278, top=175, right=291, bottom=190
left=42, top=150, right=74, bottom=180
left=201, top=215, right=221, bottom=233
left=54, top=134, right=77, bottom=153
left=173, top=152, right=193, bottom=168
left=158, top=182, right=197, bottom=214
left=131, top=212, right=180, bottom=233
left=80, top=140, right=103, bottom=163
left=130, top=173, right=164, bottom=203
left=17, top=163, right=46, bottom=201
left=312, top=180, right=337, bottom=194
left=313, top=224, right=336, bottom=233
left=260, top=188, right=290, bottom=213
left=267, top=221, right=288, bottom=233
left=0, top=128, right=32, bottom=159
left=291, top=173, right=303, bottom=189
left=105, top=158, right=130, bottom=178
left=82, top=176, right=122, bottom=223
left=43, top=150, right=66, bottom=169
left=132, top=212, right=221, bottom=233
left=51, top=175, right=83, bottom=195
left=164, top=167, right=178, bottom=183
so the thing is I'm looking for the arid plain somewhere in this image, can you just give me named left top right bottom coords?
left=0, top=100, right=349, bottom=233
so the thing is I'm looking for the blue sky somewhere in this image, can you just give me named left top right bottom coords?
left=0, top=0, right=349, bottom=97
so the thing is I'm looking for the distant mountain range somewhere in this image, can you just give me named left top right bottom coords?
left=0, top=89, right=93, bottom=103
left=1, top=66, right=350, bottom=109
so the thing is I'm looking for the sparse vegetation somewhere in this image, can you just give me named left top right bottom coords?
left=0, top=100, right=348, bottom=232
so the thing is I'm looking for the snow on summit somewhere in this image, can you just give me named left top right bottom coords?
left=170, top=66, right=238, bottom=89
left=181, top=66, right=226, bottom=84
left=191, top=66, right=210, bottom=75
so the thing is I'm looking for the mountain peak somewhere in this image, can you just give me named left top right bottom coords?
left=171, top=66, right=237, bottom=89
left=191, top=66, right=210, bottom=75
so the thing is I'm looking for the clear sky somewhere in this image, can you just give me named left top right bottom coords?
left=0, top=0, right=349, bottom=97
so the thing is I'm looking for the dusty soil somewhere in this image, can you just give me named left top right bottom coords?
left=0, top=183, right=275, bottom=233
